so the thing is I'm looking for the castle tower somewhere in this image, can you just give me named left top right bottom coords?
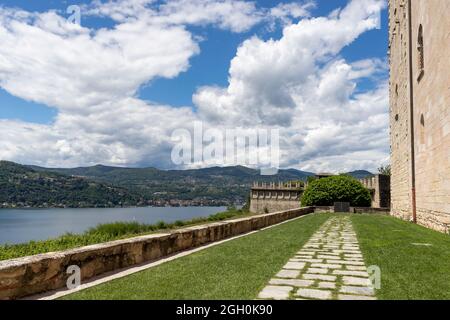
left=389, top=0, right=450, bottom=232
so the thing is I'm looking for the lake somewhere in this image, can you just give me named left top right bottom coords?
left=0, top=206, right=227, bottom=245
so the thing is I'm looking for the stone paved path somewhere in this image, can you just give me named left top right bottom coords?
left=258, top=216, right=376, bottom=300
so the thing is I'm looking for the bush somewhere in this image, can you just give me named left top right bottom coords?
left=301, top=175, right=371, bottom=207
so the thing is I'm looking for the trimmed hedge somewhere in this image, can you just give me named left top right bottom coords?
left=301, top=175, right=371, bottom=207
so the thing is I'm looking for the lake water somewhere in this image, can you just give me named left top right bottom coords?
left=0, top=206, right=226, bottom=245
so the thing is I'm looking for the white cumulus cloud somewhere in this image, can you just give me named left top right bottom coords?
left=0, top=0, right=389, bottom=173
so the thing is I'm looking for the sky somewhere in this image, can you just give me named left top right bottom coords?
left=0, top=0, right=390, bottom=172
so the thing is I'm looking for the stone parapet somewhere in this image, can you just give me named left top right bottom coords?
left=0, top=207, right=314, bottom=300
left=250, top=181, right=303, bottom=214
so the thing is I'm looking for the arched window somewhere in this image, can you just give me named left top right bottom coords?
left=417, top=25, right=424, bottom=81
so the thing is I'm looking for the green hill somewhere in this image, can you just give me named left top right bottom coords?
left=29, top=164, right=315, bottom=204
left=0, top=161, right=140, bottom=208
left=346, top=170, right=374, bottom=180
left=2, top=160, right=373, bottom=208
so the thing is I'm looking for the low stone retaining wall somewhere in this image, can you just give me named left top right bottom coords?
left=352, top=207, right=390, bottom=214
left=313, top=206, right=334, bottom=213
left=314, top=206, right=390, bottom=214
left=0, top=207, right=314, bottom=300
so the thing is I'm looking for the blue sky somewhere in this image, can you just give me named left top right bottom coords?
left=0, top=0, right=390, bottom=172
left=0, top=0, right=388, bottom=123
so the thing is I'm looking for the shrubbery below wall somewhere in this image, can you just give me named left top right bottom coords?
left=301, top=175, right=371, bottom=207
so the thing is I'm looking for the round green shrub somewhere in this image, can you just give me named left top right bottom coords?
left=301, top=175, right=371, bottom=207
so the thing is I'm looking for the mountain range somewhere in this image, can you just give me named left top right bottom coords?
left=0, top=161, right=139, bottom=208
left=0, top=160, right=373, bottom=208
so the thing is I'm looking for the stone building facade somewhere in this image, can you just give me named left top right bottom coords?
left=389, top=0, right=450, bottom=232
left=249, top=182, right=302, bottom=214
left=359, top=175, right=391, bottom=208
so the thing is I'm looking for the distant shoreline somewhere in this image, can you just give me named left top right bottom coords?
left=0, top=204, right=241, bottom=210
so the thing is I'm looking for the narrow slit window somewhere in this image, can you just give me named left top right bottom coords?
left=417, top=25, right=424, bottom=81
left=420, top=114, right=425, bottom=145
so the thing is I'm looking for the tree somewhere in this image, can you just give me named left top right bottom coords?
left=307, top=176, right=317, bottom=184
left=301, top=175, right=371, bottom=207
left=241, top=195, right=251, bottom=212
left=378, top=164, right=391, bottom=176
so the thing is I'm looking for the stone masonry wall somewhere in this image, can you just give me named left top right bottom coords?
left=249, top=182, right=302, bottom=214
left=389, top=0, right=450, bottom=233
left=0, top=207, right=314, bottom=300
left=410, top=0, right=450, bottom=233
left=250, top=198, right=302, bottom=214
left=389, top=0, right=413, bottom=221
left=359, top=174, right=391, bottom=208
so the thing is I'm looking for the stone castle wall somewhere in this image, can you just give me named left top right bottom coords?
left=389, top=0, right=413, bottom=221
left=389, top=0, right=450, bottom=233
left=249, top=182, right=302, bottom=214
left=359, top=175, right=391, bottom=208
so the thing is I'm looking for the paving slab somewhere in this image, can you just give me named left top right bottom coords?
left=318, top=282, right=336, bottom=289
left=340, top=285, right=375, bottom=296
left=258, top=286, right=293, bottom=300
left=302, top=274, right=336, bottom=281
left=269, top=278, right=314, bottom=287
left=294, top=258, right=323, bottom=263
left=311, top=263, right=342, bottom=269
left=346, top=266, right=367, bottom=271
left=338, top=294, right=376, bottom=300
left=296, top=288, right=332, bottom=300
left=307, top=268, right=329, bottom=274
left=283, top=262, right=306, bottom=270
left=327, top=260, right=365, bottom=266
left=333, top=270, right=369, bottom=277
left=342, top=276, right=371, bottom=286
left=257, top=216, right=376, bottom=300
left=275, top=269, right=300, bottom=279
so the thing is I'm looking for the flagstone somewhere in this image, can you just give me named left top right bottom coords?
left=342, top=276, right=371, bottom=286
left=294, top=258, right=323, bottom=263
left=269, top=278, right=314, bottom=287
left=283, top=262, right=306, bottom=270
left=257, top=216, right=376, bottom=301
left=296, top=288, right=332, bottom=300
left=307, top=268, right=329, bottom=274
left=276, top=269, right=300, bottom=279
left=340, top=285, right=375, bottom=296
left=258, top=286, right=293, bottom=300
left=302, top=274, right=336, bottom=281
left=327, top=260, right=365, bottom=266
left=311, top=263, right=342, bottom=269
left=338, top=294, right=376, bottom=300
left=318, top=282, right=336, bottom=289
left=317, top=255, right=342, bottom=260
left=345, top=265, right=367, bottom=271
left=333, top=270, right=369, bottom=277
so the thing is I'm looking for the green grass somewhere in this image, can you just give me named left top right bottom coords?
left=63, top=213, right=329, bottom=300
left=0, top=208, right=252, bottom=261
left=351, top=214, right=450, bottom=300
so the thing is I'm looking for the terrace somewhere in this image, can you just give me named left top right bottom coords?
left=49, top=213, right=450, bottom=300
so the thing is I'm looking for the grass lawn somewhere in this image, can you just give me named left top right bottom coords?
left=63, top=213, right=329, bottom=300
left=351, top=214, right=450, bottom=300
left=63, top=213, right=450, bottom=300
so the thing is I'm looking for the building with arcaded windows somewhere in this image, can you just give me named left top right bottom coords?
left=389, top=0, right=450, bottom=232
